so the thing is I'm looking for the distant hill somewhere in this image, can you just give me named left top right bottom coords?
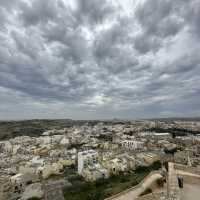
left=0, top=119, right=100, bottom=140
left=0, top=119, right=65, bottom=140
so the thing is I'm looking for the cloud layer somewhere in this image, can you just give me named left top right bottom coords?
left=0, top=0, right=200, bottom=120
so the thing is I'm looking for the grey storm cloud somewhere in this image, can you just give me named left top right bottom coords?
left=19, top=0, right=60, bottom=26
left=0, top=0, right=200, bottom=120
left=134, top=0, right=186, bottom=53
left=75, top=0, right=115, bottom=25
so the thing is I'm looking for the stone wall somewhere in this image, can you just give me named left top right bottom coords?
left=174, top=163, right=200, bottom=175
left=167, top=162, right=180, bottom=200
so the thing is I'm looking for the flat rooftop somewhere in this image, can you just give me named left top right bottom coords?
left=180, top=183, right=200, bottom=200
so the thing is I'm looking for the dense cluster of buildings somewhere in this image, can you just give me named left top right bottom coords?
left=0, top=120, right=200, bottom=199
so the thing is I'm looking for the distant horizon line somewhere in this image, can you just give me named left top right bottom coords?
left=0, top=116, right=200, bottom=122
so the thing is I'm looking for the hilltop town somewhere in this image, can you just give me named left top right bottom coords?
left=0, top=119, right=200, bottom=200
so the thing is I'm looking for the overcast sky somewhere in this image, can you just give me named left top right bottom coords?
left=0, top=0, right=200, bottom=120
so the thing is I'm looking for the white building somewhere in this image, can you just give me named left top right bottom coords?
left=0, top=141, right=13, bottom=153
left=78, top=150, right=98, bottom=174
left=139, top=132, right=171, bottom=139
left=31, top=156, right=44, bottom=167
left=121, top=140, right=144, bottom=150
left=60, top=137, right=70, bottom=146
left=152, top=132, right=171, bottom=139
